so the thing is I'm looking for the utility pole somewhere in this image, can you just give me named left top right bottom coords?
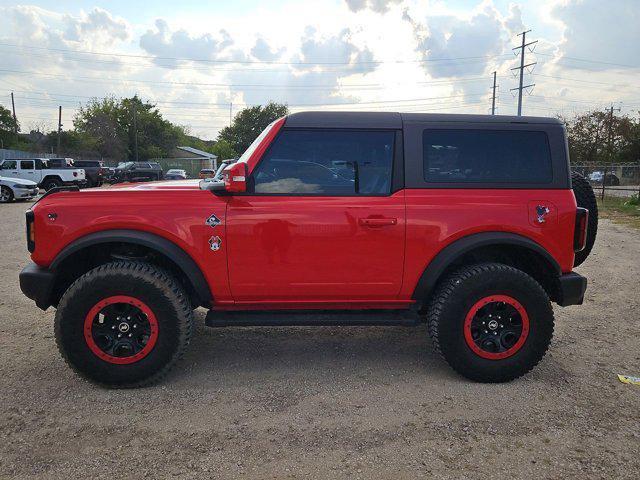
left=132, top=102, right=139, bottom=162
left=602, top=104, right=621, bottom=200
left=57, top=106, right=62, bottom=155
left=511, top=30, right=537, bottom=116
left=10, top=92, right=17, bottom=133
left=491, top=71, right=498, bottom=115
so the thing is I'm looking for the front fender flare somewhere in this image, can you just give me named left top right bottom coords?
left=50, top=229, right=212, bottom=306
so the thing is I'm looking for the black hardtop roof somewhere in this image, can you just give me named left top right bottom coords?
left=284, top=111, right=562, bottom=129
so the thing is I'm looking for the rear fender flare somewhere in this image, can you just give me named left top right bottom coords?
left=411, top=232, right=561, bottom=301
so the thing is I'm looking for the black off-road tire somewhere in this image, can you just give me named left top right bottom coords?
left=571, top=171, right=598, bottom=267
left=427, top=263, right=554, bottom=383
left=43, top=177, right=62, bottom=191
left=54, top=261, right=193, bottom=387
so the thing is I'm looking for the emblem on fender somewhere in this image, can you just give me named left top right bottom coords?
left=536, top=205, right=550, bottom=224
left=208, top=236, right=222, bottom=251
left=205, top=214, right=221, bottom=228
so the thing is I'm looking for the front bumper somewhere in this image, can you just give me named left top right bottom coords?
left=557, top=272, right=587, bottom=307
left=19, top=262, right=56, bottom=310
left=14, top=187, right=40, bottom=199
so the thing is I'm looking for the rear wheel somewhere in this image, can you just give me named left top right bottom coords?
left=427, top=263, right=554, bottom=383
left=571, top=172, right=598, bottom=267
left=54, top=261, right=193, bottom=387
left=43, top=178, right=62, bottom=191
left=0, top=185, right=14, bottom=203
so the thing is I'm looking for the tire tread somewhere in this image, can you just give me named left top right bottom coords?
left=54, top=261, right=193, bottom=388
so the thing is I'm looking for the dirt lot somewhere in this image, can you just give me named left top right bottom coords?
left=1, top=200, right=638, bottom=479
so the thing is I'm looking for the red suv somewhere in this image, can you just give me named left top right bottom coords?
left=19, top=112, right=597, bottom=387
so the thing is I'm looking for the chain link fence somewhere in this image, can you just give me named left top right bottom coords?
left=571, top=164, right=640, bottom=199
left=0, top=149, right=56, bottom=161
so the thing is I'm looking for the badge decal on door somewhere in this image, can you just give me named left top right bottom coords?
left=208, top=236, right=222, bottom=251
left=205, top=213, right=221, bottom=228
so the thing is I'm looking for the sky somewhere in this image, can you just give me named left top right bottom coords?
left=0, top=0, right=638, bottom=140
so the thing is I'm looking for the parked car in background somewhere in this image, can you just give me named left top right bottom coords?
left=0, top=176, right=39, bottom=203
left=198, top=168, right=216, bottom=179
left=588, top=170, right=620, bottom=186
left=164, top=169, right=188, bottom=180
left=103, top=167, right=116, bottom=184
left=112, top=162, right=163, bottom=183
left=0, top=158, right=86, bottom=191
left=73, top=160, right=105, bottom=187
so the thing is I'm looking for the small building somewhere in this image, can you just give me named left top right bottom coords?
left=152, top=146, right=218, bottom=178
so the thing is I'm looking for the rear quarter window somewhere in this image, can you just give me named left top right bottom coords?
left=423, top=130, right=552, bottom=184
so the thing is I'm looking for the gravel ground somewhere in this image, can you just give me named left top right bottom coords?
left=1, top=199, right=638, bottom=479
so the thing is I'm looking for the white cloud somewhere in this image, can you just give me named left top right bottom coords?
left=63, top=8, right=129, bottom=45
left=229, top=27, right=377, bottom=106
left=552, top=0, right=640, bottom=70
left=344, top=0, right=403, bottom=14
left=250, top=37, right=284, bottom=61
left=410, top=5, right=506, bottom=78
left=139, top=19, right=244, bottom=67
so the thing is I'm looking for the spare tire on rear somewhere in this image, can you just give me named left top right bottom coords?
left=571, top=172, right=598, bottom=267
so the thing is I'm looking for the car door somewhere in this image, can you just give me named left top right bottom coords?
left=0, top=160, right=19, bottom=179
left=19, top=160, right=37, bottom=182
left=225, top=128, right=405, bottom=304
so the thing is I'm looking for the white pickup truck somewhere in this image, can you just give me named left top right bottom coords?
left=0, top=158, right=86, bottom=191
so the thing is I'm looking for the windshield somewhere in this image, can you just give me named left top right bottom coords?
left=117, top=162, right=134, bottom=169
left=237, top=120, right=279, bottom=165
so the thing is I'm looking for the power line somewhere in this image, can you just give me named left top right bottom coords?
left=0, top=42, right=512, bottom=66
left=536, top=53, right=639, bottom=70
left=0, top=68, right=499, bottom=90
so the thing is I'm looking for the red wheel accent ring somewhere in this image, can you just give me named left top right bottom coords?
left=83, top=295, right=159, bottom=365
left=463, top=295, right=530, bottom=360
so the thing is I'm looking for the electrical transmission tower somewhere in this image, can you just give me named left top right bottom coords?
left=491, top=71, right=498, bottom=115
left=510, top=30, right=537, bottom=116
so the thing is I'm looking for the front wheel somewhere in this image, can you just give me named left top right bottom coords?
left=427, top=263, right=554, bottom=383
left=0, top=185, right=14, bottom=203
left=54, top=261, right=193, bottom=387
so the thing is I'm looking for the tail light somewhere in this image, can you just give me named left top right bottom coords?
left=574, top=208, right=588, bottom=252
left=26, top=210, right=35, bottom=253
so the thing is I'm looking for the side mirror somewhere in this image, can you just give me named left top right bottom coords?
left=200, top=162, right=247, bottom=194
left=222, top=162, right=248, bottom=193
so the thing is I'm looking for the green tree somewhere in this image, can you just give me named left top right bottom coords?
left=563, top=109, right=639, bottom=165
left=217, top=102, right=289, bottom=154
left=73, top=96, right=187, bottom=161
left=211, top=139, right=237, bottom=160
left=0, top=105, right=19, bottom=148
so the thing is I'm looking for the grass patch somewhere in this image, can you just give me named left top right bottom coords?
left=597, top=195, right=640, bottom=228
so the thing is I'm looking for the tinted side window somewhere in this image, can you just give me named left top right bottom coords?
left=20, top=160, right=34, bottom=169
left=423, top=130, right=552, bottom=184
left=1, top=161, right=17, bottom=170
left=253, top=130, right=395, bottom=195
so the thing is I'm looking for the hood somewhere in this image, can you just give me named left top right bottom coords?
left=0, top=176, right=38, bottom=186
left=109, top=179, right=202, bottom=191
